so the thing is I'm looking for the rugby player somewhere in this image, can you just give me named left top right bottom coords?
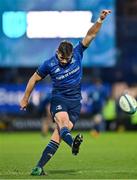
left=20, top=10, right=111, bottom=176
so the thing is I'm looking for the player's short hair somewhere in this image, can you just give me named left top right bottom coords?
left=58, top=41, right=73, bottom=57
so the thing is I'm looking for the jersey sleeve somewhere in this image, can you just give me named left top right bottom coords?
left=74, top=41, right=87, bottom=61
left=36, top=60, right=50, bottom=79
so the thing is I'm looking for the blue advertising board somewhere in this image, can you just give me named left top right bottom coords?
left=0, top=0, right=116, bottom=67
left=0, top=83, right=110, bottom=115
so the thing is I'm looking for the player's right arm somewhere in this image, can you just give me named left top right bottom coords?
left=20, top=72, right=42, bottom=110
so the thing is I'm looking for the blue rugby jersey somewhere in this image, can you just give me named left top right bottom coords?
left=37, top=41, right=87, bottom=100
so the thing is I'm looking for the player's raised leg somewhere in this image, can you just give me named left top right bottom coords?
left=55, top=111, right=74, bottom=147
left=72, top=133, right=83, bottom=155
left=55, top=111, right=83, bottom=155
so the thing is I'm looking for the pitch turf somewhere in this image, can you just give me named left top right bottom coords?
left=0, top=132, right=137, bottom=179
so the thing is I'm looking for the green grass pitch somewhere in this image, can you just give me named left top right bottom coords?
left=0, top=131, right=137, bottom=179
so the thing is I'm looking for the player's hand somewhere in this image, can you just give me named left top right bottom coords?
left=20, top=97, right=29, bottom=111
left=100, top=10, right=111, bottom=21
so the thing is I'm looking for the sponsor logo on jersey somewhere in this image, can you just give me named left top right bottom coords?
left=56, top=66, right=80, bottom=80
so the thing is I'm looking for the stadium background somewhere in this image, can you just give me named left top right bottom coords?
left=1, top=1, right=137, bottom=179
left=0, top=0, right=137, bottom=131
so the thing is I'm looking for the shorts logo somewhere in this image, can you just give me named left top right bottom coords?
left=56, top=105, right=62, bottom=110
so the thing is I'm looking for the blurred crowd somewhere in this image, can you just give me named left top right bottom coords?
left=1, top=69, right=137, bottom=132
left=1, top=0, right=137, bottom=132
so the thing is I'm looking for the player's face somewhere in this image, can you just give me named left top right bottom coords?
left=57, top=52, right=73, bottom=66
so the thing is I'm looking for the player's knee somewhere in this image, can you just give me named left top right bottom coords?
left=55, top=117, right=68, bottom=128
left=54, top=112, right=70, bottom=128
left=68, top=121, right=73, bottom=130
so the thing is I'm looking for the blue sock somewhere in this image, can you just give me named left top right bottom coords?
left=37, top=140, right=59, bottom=168
left=60, top=127, right=73, bottom=147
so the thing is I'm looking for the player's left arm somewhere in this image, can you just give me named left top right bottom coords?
left=82, top=10, right=111, bottom=47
